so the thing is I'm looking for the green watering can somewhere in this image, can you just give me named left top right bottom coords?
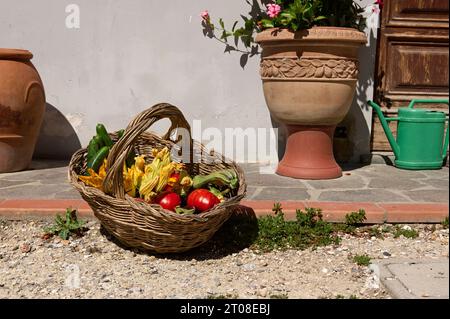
left=369, top=99, right=449, bottom=170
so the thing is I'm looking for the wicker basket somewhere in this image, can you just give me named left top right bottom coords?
left=69, top=103, right=246, bottom=253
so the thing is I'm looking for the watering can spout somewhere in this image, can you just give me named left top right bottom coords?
left=368, top=101, right=401, bottom=158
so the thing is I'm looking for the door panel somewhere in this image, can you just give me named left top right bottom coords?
left=372, top=0, right=449, bottom=151
left=389, top=43, right=449, bottom=93
left=387, top=0, right=449, bottom=27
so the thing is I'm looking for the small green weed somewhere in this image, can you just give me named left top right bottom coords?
left=345, top=209, right=367, bottom=225
left=393, top=226, right=419, bottom=239
left=442, top=217, right=449, bottom=229
left=254, top=204, right=341, bottom=251
left=381, top=225, right=394, bottom=233
left=43, top=208, right=87, bottom=240
left=367, top=226, right=384, bottom=239
left=353, top=254, right=371, bottom=266
left=335, top=209, right=367, bottom=234
left=272, top=202, right=283, bottom=215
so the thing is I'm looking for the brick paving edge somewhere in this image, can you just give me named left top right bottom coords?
left=0, top=199, right=447, bottom=223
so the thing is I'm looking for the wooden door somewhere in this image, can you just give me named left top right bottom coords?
left=372, top=0, right=449, bottom=151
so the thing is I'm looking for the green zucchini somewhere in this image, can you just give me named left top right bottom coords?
left=93, top=134, right=104, bottom=148
left=96, top=124, right=113, bottom=148
left=117, top=129, right=125, bottom=139
left=87, top=138, right=100, bottom=166
left=88, top=146, right=110, bottom=173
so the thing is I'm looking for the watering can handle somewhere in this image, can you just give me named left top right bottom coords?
left=408, top=99, right=449, bottom=109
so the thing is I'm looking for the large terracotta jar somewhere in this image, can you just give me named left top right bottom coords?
left=256, top=27, right=367, bottom=179
left=0, top=49, right=46, bottom=173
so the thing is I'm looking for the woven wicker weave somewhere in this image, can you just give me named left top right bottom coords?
left=69, top=103, right=246, bottom=253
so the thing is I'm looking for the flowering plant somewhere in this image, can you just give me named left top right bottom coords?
left=201, top=0, right=382, bottom=65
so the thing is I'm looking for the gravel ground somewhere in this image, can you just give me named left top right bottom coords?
left=0, top=218, right=448, bottom=299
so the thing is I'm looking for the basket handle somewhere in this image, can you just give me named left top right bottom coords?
left=103, top=103, right=192, bottom=199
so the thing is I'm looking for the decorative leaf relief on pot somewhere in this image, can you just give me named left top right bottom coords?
left=300, top=28, right=367, bottom=43
left=260, top=58, right=359, bottom=79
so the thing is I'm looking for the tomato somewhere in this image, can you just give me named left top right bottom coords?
left=187, top=189, right=220, bottom=213
left=156, top=192, right=181, bottom=212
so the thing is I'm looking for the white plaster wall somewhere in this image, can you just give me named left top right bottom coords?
left=0, top=0, right=378, bottom=163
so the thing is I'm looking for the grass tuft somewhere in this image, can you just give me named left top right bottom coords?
left=393, top=226, right=419, bottom=239
left=442, top=217, right=449, bottom=229
left=353, top=254, right=371, bottom=266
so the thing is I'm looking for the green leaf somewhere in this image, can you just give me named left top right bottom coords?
left=59, top=229, right=69, bottom=240
left=241, top=35, right=252, bottom=48
left=43, top=208, right=87, bottom=241
left=314, top=16, right=327, bottom=22
left=233, top=28, right=244, bottom=37
left=232, top=21, right=238, bottom=32
left=221, top=31, right=233, bottom=40
left=175, top=207, right=195, bottom=215
left=260, top=19, right=274, bottom=28
left=244, top=19, right=254, bottom=31
left=220, top=31, right=228, bottom=41
left=55, top=215, right=64, bottom=226
left=219, top=18, right=225, bottom=29
left=280, top=12, right=294, bottom=20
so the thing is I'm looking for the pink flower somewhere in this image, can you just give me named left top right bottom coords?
left=372, top=6, right=380, bottom=14
left=201, top=10, right=210, bottom=21
left=266, top=3, right=281, bottom=19
left=375, top=0, right=383, bottom=8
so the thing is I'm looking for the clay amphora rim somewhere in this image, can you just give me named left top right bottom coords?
left=0, top=48, right=33, bottom=61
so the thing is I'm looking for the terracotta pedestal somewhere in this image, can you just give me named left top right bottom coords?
left=277, top=125, right=341, bottom=179
left=256, top=27, right=367, bottom=180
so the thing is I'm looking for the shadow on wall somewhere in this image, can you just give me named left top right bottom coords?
left=33, top=103, right=81, bottom=160
left=334, top=28, right=377, bottom=164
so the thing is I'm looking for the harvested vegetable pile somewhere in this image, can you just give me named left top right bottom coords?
left=79, top=124, right=239, bottom=215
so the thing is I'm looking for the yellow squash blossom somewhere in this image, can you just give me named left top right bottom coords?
left=79, top=147, right=193, bottom=201
left=79, top=160, right=108, bottom=190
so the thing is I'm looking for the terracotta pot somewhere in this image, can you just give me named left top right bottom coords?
left=256, top=27, right=367, bottom=179
left=0, top=49, right=46, bottom=173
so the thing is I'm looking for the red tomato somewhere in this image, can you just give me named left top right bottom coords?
left=187, top=189, right=220, bottom=212
left=156, top=192, right=181, bottom=212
